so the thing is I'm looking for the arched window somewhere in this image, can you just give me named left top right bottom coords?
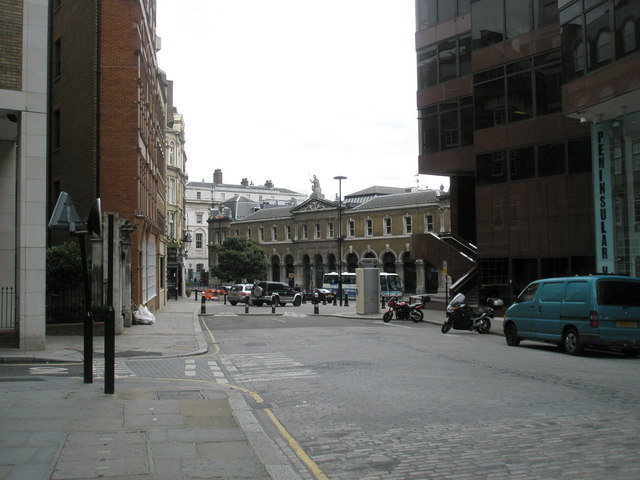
left=622, top=19, right=637, bottom=53
left=595, top=30, right=611, bottom=64
left=168, top=141, right=175, bottom=166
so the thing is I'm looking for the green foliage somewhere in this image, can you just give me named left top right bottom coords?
left=211, top=237, right=268, bottom=283
left=46, top=242, right=83, bottom=293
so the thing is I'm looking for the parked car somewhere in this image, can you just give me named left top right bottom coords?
left=302, top=288, right=334, bottom=302
left=251, top=281, right=302, bottom=306
left=227, top=284, right=253, bottom=305
left=503, top=275, right=640, bottom=356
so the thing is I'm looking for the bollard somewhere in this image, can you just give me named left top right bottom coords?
left=224, top=294, right=227, bottom=305
left=244, top=297, right=249, bottom=313
left=194, top=289, right=198, bottom=301
left=381, top=296, right=386, bottom=309
left=333, top=295, right=337, bottom=306
left=271, top=295, right=277, bottom=314
left=344, top=292, right=349, bottom=307
left=313, top=293, right=319, bottom=314
left=201, top=296, right=206, bottom=314
left=322, top=295, right=326, bottom=305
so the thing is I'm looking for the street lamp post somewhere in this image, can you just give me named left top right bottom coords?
left=334, top=176, right=346, bottom=306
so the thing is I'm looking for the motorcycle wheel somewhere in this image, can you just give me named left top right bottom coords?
left=383, top=311, right=392, bottom=323
left=476, top=318, right=491, bottom=334
left=410, top=310, right=423, bottom=322
left=441, top=318, right=453, bottom=333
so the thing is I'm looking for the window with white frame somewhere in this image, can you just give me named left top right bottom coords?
left=259, top=226, right=265, bottom=241
left=425, top=214, right=434, bottom=232
left=384, top=217, right=392, bottom=235
left=404, top=215, right=412, bottom=234
left=168, top=178, right=176, bottom=205
left=168, top=141, right=175, bottom=165
left=302, top=224, right=308, bottom=239
left=286, top=225, right=292, bottom=240
left=348, top=219, right=355, bottom=237
left=246, top=228, right=252, bottom=237
left=196, top=212, right=203, bottom=224
left=272, top=225, right=278, bottom=241
left=195, top=233, right=203, bottom=249
left=196, top=191, right=201, bottom=200
left=327, top=222, right=334, bottom=238
left=365, top=218, right=373, bottom=236
left=315, top=223, right=321, bottom=239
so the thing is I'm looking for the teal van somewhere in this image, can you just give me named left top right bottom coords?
left=503, top=275, right=640, bottom=356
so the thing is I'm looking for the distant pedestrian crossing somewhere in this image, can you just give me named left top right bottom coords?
left=220, top=352, right=315, bottom=383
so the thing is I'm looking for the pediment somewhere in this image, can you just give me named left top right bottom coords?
left=291, top=196, right=336, bottom=213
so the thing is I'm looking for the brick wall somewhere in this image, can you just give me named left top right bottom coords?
left=0, top=0, right=23, bottom=90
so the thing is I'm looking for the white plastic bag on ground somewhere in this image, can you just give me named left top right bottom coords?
left=134, top=304, right=156, bottom=325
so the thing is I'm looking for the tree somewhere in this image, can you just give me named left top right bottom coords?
left=212, top=237, right=268, bottom=283
left=46, top=242, right=83, bottom=294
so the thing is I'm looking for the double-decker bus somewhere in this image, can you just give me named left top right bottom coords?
left=322, top=272, right=402, bottom=300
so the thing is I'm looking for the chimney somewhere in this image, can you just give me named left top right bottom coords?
left=265, top=179, right=273, bottom=188
left=214, top=169, right=223, bottom=185
left=241, top=178, right=249, bottom=187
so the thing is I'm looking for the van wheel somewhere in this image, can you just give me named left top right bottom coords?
left=293, top=297, right=301, bottom=307
left=504, top=323, right=520, bottom=346
left=562, top=328, right=583, bottom=356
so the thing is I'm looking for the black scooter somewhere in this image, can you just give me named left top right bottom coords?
left=441, top=294, right=503, bottom=334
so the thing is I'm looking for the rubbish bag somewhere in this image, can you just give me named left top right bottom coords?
left=134, top=304, right=156, bottom=325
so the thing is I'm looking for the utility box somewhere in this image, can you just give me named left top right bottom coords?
left=356, top=268, right=380, bottom=314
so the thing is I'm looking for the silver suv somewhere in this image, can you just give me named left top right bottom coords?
left=251, top=281, right=302, bottom=307
left=227, top=284, right=253, bottom=305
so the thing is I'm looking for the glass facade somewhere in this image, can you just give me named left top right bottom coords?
left=595, top=112, right=640, bottom=276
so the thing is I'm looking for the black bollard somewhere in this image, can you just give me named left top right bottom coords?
left=333, top=295, right=337, bottom=306
left=313, top=293, right=319, bottom=314
left=272, top=295, right=277, bottom=314
left=194, top=289, right=198, bottom=301
left=245, top=297, right=249, bottom=313
left=344, top=293, right=349, bottom=307
left=201, top=296, right=206, bottom=314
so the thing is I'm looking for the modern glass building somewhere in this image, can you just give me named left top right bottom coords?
left=416, top=0, right=640, bottom=299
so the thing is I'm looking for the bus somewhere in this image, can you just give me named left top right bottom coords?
left=322, top=272, right=402, bottom=300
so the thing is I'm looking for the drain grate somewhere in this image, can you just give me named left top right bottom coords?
left=156, top=390, right=204, bottom=400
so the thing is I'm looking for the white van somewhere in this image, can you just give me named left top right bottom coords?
left=503, top=275, right=640, bottom=356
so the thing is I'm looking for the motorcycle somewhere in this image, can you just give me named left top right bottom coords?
left=441, top=294, right=503, bottom=334
left=383, top=296, right=425, bottom=323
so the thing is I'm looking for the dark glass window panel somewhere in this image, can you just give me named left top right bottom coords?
left=506, top=0, right=532, bottom=38
left=560, top=2, right=582, bottom=24
left=535, top=63, right=562, bottom=115
left=438, top=38, right=457, bottom=83
left=418, top=0, right=438, bottom=30
left=615, top=0, right=640, bottom=57
left=509, top=147, right=535, bottom=180
left=440, top=102, right=459, bottom=150
left=472, top=0, right=505, bottom=49
left=458, top=34, right=472, bottom=76
left=506, top=59, right=531, bottom=74
left=458, top=0, right=471, bottom=16
left=586, top=4, right=611, bottom=70
left=418, top=45, right=438, bottom=89
left=585, top=0, right=606, bottom=9
left=558, top=0, right=576, bottom=8
left=534, top=48, right=561, bottom=66
left=461, top=103, right=474, bottom=146
left=474, top=66, right=503, bottom=83
left=420, top=111, right=440, bottom=154
left=507, top=72, right=533, bottom=123
left=538, top=143, right=566, bottom=177
left=438, top=0, right=456, bottom=23
left=535, top=0, right=560, bottom=28
left=474, top=78, right=506, bottom=129
left=568, top=137, right=592, bottom=174
left=477, top=151, right=507, bottom=185
left=561, top=16, right=585, bottom=81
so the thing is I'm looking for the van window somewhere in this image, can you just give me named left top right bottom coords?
left=518, top=283, right=538, bottom=302
left=565, top=281, right=588, bottom=302
left=597, top=281, right=640, bottom=306
left=540, top=282, right=564, bottom=302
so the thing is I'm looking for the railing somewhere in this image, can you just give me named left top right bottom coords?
left=0, top=286, right=16, bottom=330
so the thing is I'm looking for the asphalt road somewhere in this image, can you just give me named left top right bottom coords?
left=202, top=309, right=640, bottom=480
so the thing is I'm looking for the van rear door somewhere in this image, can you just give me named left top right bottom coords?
left=595, top=279, right=640, bottom=343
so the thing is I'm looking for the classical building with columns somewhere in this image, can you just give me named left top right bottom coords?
left=222, top=187, right=452, bottom=295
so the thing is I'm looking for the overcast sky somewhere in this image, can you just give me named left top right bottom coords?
left=156, top=0, right=449, bottom=200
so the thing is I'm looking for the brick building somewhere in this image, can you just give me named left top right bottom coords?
left=50, top=0, right=169, bottom=310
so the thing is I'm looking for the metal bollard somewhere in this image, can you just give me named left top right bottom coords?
left=201, top=296, right=206, bottom=314
left=245, top=297, right=250, bottom=313
left=194, top=289, right=198, bottom=301
left=333, top=295, right=337, bottom=306
left=344, top=293, right=349, bottom=307
left=272, top=295, right=277, bottom=314
left=313, top=293, right=319, bottom=314
left=224, top=294, right=227, bottom=305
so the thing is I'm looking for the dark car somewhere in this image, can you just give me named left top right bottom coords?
left=251, top=281, right=302, bottom=307
left=302, top=288, right=335, bottom=303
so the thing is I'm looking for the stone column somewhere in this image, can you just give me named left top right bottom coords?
left=415, top=259, right=426, bottom=294
left=120, top=221, right=135, bottom=327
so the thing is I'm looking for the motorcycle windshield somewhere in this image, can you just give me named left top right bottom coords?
left=448, top=293, right=465, bottom=308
